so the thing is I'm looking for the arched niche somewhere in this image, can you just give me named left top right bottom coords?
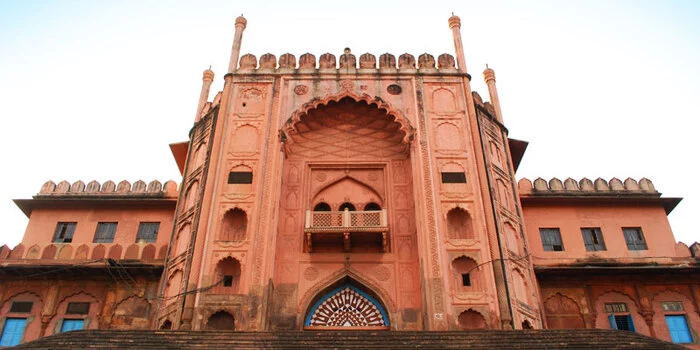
left=312, top=176, right=382, bottom=211
left=504, top=222, right=523, bottom=256
left=220, top=208, right=247, bottom=241
left=446, top=208, right=474, bottom=240
left=457, top=309, right=487, bottom=330
left=313, top=202, right=331, bottom=211
left=227, top=164, right=253, bottom=194
left=304, top=277, right=390, bottom=329
left=364, top=202, right=381, bottom=211
left=543, top=293, right=585, bottom=329
left=212, top=257, right=242, bottom=294
left=451, top=256, right=481, bottom=292
left=205, top=310, right=235, bottom=331
left=164, top=270, right=183, bottom=305
left=183, top=181, right=199, bottom=211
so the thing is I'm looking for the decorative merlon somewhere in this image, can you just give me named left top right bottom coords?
left=517, top=177, right=658, bottom=195
left=37, top=180, right=179, bottom=197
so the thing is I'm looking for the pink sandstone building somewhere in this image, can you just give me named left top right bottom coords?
left=0, top=14, right=698, bottom=348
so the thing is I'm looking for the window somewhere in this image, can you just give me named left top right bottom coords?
left=9, top=302, right=33, bottom=313
left=622, top=227, right=647, bottom=250
left=539, top=228, right=564, bottom=251
left=60, top=319, right=84, bottom=333
left=606, top=303, right=635, bottom=332
left=228, top=171, right=253, bottom=184
left=223, top=275, right=233, bottom=287
left=136, top=222, right=160, bottom=243
left=461, top=273, right=471, bottom=287
left=53, top=222, right=76, bottom=243
left=441, top=172, right=467, bottom=183
left=93, top=222, right=117, bottom=243
left=581, top=228, right=606, bottom=251
left=0, top=318, right=26, bottom=346
left=66, top=302, right=90, bottom=315
left=666, top=315, right=693, bottom=343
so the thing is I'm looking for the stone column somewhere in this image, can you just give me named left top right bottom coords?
left=194, top=69, right=215, bottom=122
left=227, top=15, right=247, bottom=73
left=448, top=15, right=467, bottom=73
left=483, top=67, right=504, bottom=123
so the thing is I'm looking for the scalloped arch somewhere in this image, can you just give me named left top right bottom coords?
left=282, top=92, right=414, bottom=144
left=311, top=175, right=383, bottom=205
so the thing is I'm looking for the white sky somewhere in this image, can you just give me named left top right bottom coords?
left=0, top=0, right=698, bottom=247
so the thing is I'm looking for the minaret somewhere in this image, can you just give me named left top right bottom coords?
left=483, top=66, right=504, bottom=123
left=194, top=68, right=215, bottom=122
left=227, top=15, right=247, bottom=73
left=448, top=14, right=467, bottom=73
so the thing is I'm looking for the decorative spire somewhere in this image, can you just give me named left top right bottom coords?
left=228, top=14, right=248, bottom=73
left=448, top=14, right=467, bottom=73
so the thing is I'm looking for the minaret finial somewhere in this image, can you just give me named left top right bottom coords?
left=228, top=14, right=248, bottom=73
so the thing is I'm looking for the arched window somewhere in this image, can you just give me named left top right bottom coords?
left=364, top=202, right=381, bottom=211
left=206, top=310, right=235, bottom=330
left=221, top=208, right=247, bottom=241
left=457, top=309, right=487, bottom=330
left=339, top=202, right=356, bottom=211
left=314, top=202, right=331, bottom=211
left=447, top=208, right=474, bottom=240
left=213, top=257, right=242, bottom=293
left=452, top=256, right=479, bottom=291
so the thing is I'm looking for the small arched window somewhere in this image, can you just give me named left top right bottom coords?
left=364, top=202, right=381, bottom=211
left=339, top=202, right=356, bottom=211
left=314, top=202, right=331, bottom=212
left=213, top=257, right=242, bottom=294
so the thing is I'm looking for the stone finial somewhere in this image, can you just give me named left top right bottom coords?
left=235, top=15, right=247, bottom=29
left=101, top=180, right=116, bottom=193
left=483, top=67, right=495, bottom=82
left=517, top=178, right=533, bottom=193
left=549, top=178, right=564, bottom=191
left=319, top=53, right=336, bottom=69
left=579, top=178, right=594, bottom=191
left=448, top=14, right=461, bottom=29
left=533, top=178, right=548, bottom=191
left=398, top=54, right=416, bottom=70
left=564, top=178, right=580, bottom=191
left=418, top=53, right=436, bottom=70
left=132, top=180, right=147, bottom=192
left=40, top=181, right=56, bottom=194
left=299, top=53, right=316, bottom=70
left=379, top=53, right=396, bottom=69
left=639, top=178, right=656, bottom=192
left=359, top=53, right=376, bottom=69
left=609, top=178, right=624, bottom=191
left=202, top=69, right=215, bottom=82
left=239, top=54, right=257, bottom=70
left=55, top=181, right=70, bottom=193
left=438, top=54, right=456, bottom=70
left=117, top=180, right=131, bottom=193
left=594, top=178, right=610, bottom=191
left=259, top=53, right=277, bottom=70
left=147, top=180, right=163, bottom=193
left=86, top=180, right=100, bottom=193
left=163, top=180, right=179, bottom=196
left=690, top=243, right=700, bottom=258
left=70, top=180, right=85, bottom=193
left=623, top=177, right=640, bottom=191
left=339, top=48, right=356, bottom=69
left=279, top=53, right=296, bottom=69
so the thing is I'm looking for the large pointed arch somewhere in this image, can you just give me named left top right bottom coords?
left=304, top=276, right=390, bottom=329
left=281, top=91, right=414, bottom=145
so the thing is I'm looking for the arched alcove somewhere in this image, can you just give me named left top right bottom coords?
left=457, top=309, right=487, bottom=330
left=314, top=202, right=331, bottom=211
left=364, top=202, right=381, bottom=211
left=220, top=208, right=247, bottom=241
left=206, top=310, right=235, bottom=330
left=446, top=208, right=474, bottom=240
left=339, top=202, right=356, bottom=211
left=212, top=257, right=242, bottom=294
left=451, top=256, right=480, bottom=291
left=305, top=278, right=390, bottom=329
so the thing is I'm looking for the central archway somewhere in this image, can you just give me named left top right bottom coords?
left=305, top=281, right=390, bottom=329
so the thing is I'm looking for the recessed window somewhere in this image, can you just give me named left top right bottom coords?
left=0, top=318, right=27, bottom=346
left=581, top=228, right=606, bottom=251
left=622, top=227, right=647, bottom=250
left=9, top=302, right=33, bottom=313
left=60, top=319, right=85, bottom=333
left=223, top=275, right=233, bottom=287
left=136, top=222, right=160, bottom=243
left=461, top=273, right=471, bottom=287
left=666, top=315, right=693, bottom=343
left=441, top=172, right=467, bottom=183
left=66, top=302, right=90, bottom=315
left=606, top=303, right=635, bottom=332
left=228, top=171, right=253, bottom=184
left=93, top=222, right=117, bottom=243
left=539, top=228, right=563, bottom=251
left=53, top=222, right=77, bottom=243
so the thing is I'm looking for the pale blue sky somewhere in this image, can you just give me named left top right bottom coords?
left=0, top=0, right=698, bottom=246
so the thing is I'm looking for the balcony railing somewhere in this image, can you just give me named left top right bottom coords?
left=304, top=209, right=388, bottom=253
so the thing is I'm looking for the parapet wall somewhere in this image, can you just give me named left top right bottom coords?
left=518, top=177, right=658, bottom=196
left=233, top=51, right=460, bottom=74
left=37, top=180, right=179, bottom=198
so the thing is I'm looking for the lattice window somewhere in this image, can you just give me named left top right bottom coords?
left=306, top=285, right=389, bottom=327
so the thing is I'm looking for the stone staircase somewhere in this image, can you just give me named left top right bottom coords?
left=13, top=329, right=685, bottom=349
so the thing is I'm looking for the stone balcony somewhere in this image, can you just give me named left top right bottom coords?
left=304, top=209, right=388, bottom=253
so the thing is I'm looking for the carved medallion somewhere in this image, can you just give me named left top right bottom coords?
left=303, top=266, right=319, bottom=281
left=339, top=79, right=354, bottom=91
left=374, top=266, right=391, bottom=281
left=294, top=85, right=308, bottom=95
